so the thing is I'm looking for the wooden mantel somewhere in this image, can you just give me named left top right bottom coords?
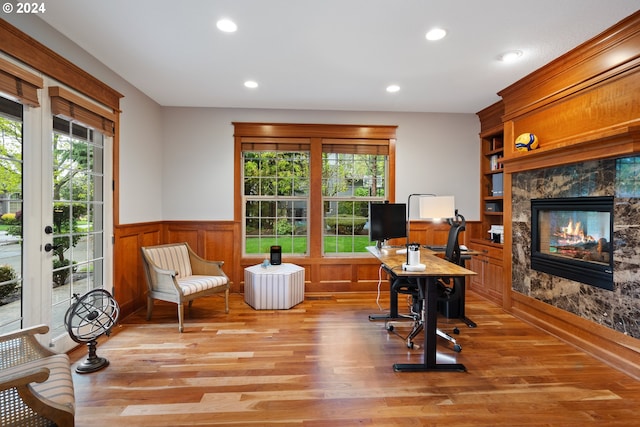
left=499, top=11, right=640, bottom=173
left=503, top=121, right=640, bottom=174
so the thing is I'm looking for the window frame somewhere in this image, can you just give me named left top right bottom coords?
left=321, top=151, right=389, bottom=254
left=234, top=123, right=397, bottom=260
left=242, top=149, right=311, bottom=255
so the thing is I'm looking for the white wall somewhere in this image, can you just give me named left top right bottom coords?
left=8, top=16, right=481, bottom=225
left=5, top=15, right=165, bottom=224
left=161, top=108, right=480, bottom=221
left=118, top=95, right=163, bottom=224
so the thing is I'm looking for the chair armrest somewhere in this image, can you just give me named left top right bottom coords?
left=145, top=263, right=184, bottom=294
left=0, top=359, right=75, bottom=427
left=0, top=365, right=50, bottom=390
left=187, top=249, right=228, bottom=278
left=0, top=324, right=55, bottom=369
left=191, top=259, right=227, bottom=277
left=146, top=262, right=178, bottom=278
left=0, top=324, right=49, bottom=343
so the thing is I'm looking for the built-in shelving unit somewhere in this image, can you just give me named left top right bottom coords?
left=477, top=101, right=505, bottom=243
left=480, top=130, right=504, bottom=235
left=468, top=101, right=505, bottom=307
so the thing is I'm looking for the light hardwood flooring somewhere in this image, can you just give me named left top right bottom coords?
left=67, top=291, right=640, bottom=426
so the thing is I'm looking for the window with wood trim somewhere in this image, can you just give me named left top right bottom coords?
left=235, top=123, right=397, bottom=257
left=243, top=147, right=310, bottom=255
left=322, top=143, right=388, bottom=254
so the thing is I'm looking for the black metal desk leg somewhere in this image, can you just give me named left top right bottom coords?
left=458, top=281, right=477, bottom=328
left=393, top=277, right=466, bottom=372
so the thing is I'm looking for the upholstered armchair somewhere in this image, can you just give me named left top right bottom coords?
left=141, top=242, right=230, bottom=332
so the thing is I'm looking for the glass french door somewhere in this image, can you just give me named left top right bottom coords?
left=47, top=117, right=107, bottom=349
left=0, top=98, right=24, bottom=334
left=0, top=92, right=111, bottom=352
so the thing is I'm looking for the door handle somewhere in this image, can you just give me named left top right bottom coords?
left=44, top=243, right=62, bottom=252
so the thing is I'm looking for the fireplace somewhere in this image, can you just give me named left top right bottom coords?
left=530, top=196, right=614, bottom=291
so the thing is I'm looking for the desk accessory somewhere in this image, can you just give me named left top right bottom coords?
left=270, top=245, right=281, bottom=265
left=407, top=243, right=420, bottom=265
left=65, top=289, right=119, bottom=373
left=402, top=262, right=426, bottom=272
left=402, top=242, right=425, bottom=271
left=405, top=193, right=456, bottom=265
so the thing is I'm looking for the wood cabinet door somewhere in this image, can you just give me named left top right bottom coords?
left=484, top=257, right=504, bottom=306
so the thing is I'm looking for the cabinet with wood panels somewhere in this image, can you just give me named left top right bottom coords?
left=467, top=241, right=504, bottom=306
left=469, top=101, right=505, bottom=305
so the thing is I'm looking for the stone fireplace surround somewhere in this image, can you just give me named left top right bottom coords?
left=511, top=156, right=640, bottom=339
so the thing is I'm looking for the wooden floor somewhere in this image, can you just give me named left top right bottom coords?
left=67, top=291, right=640, bottom=427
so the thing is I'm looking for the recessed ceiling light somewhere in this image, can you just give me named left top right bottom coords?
left=244, top=80, right=258, bottom=89
left=499, top=50, right=523, bottom=63
left=216, top=19, right=237, bottom=33
left=425, top=28, right=447, bottom=41
left=386, top=85, right=400, bottom=93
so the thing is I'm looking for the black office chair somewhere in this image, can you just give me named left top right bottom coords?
left=436, top=213, right=468, bottom=320
left=385, top=212, right=466, bottom=352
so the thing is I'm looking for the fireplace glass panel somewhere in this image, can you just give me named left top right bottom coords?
left=531, top=196, right=614, bottom=291
left=538, top=210, right=611, bottom=266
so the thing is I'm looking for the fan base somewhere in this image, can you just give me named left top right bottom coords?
left=76, top=357, right=110, bottom=374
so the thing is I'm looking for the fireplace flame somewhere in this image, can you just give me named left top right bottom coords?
left=562, top=219, right=583, bottom=239
left=555, top=219, right=594, bottom=245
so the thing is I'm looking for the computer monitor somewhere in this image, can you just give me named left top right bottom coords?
left=369, top=202, right=407, bottom=247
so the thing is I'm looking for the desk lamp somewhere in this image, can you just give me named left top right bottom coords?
left=405, top=194, right=456, bottom=270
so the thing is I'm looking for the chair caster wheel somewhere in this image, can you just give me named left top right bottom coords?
left=407, top=341, right=414, bottom=349
left=453, top=344, right=462, bottom=352
left=386, top=324, right=394, bottom=332
left=453, top=327, right=460, bottom=335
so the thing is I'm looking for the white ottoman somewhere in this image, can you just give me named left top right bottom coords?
left=244, top=263, right=305, bottom=309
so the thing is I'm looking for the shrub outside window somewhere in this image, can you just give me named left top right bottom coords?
left=323, top=152, right=387, bottom=254
left=243, top=151, right=309, bottom=255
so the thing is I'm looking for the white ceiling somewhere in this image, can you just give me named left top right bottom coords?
left=38, top=0, right=639, bottom=113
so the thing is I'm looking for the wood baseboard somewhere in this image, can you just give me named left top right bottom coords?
left=510, top=292, right=640, bottom=380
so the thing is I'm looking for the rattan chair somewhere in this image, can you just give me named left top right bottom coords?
left=0, top=324, right=75, bottom=427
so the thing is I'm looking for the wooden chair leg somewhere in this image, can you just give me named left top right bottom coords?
left=177, top=302, right=184, bottom=333
left=224, top=289, right=229, bottom=313
left=146, top=297, right=154, bottom=320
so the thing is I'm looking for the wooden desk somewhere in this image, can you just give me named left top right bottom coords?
left=367, top=246, right=440, bottom=321
left=367, top=246, right=476, bottom=372
left=369, top=246, right=478, bottom=326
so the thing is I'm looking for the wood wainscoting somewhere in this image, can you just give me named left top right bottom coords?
left=113, top=219, right=473, bottom=321
left=114, top=221, right=163, bottom=320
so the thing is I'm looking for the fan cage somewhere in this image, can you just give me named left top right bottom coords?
left=65, top=290, right=120, bottom=343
